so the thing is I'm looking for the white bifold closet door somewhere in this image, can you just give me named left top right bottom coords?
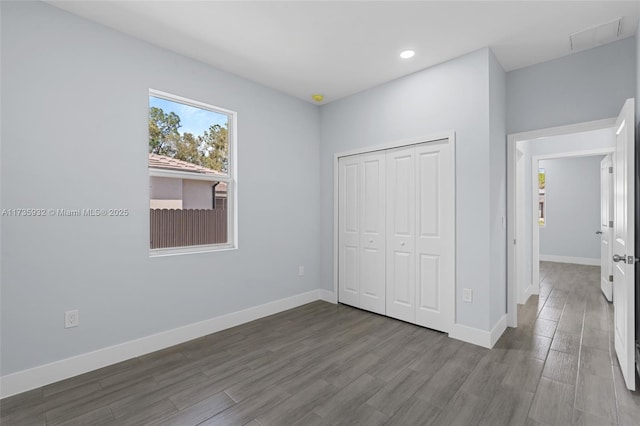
left=385, top=146, right=416, bottom=322
left=338, top=139, right=453, bottom=333
left=338, top=152, right=386, bottom=315
left=386, top=141, right=454, bottom=331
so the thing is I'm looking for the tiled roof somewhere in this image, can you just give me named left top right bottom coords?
left=149, top=153, right=224, bottom=176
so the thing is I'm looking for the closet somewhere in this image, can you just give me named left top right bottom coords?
left=337, top=138, right=454, bottom=333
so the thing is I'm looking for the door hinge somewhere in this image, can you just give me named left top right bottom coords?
left=609, top=275, right=614, bottom=282
left=609, top=221, right=614, bottom=228
left=609, top=166, right=613, bottom=173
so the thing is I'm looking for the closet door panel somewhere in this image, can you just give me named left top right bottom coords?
left=386, top=147, right=416, bottom=323
left=338, top=156, right=360, bottom=308
left=360, top=153, right=386, bottom=314
left=415, top=140, right=453, bottom=332
left=418, top=254, right=440, bottom=310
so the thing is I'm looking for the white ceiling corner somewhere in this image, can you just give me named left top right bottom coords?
left=46, top=1, right=640, bottom=104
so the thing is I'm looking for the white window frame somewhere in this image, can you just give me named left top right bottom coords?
left=148, top=89, right=237, bottom=257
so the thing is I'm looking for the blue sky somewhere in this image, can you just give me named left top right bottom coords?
left=149, top=96, right=228, bottom=136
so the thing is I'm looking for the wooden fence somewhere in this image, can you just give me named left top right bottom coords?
left=150, top=209, right=227, bottom=249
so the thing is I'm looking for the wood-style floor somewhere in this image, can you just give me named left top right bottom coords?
left=2, top=262, right=639, bottom=425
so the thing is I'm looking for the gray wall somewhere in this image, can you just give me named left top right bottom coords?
left=507, top=37, right=636, bottom=134
left=539, top=156, right=604, bottom=260
left=320, top=48, right=502, bottom=331
left=489, top=51, right=507, bottom=326
left=527, top=128, right=615, bottom=158
left=1, top=1, right=321, bottom=375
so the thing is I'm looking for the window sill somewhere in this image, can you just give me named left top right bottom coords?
left=150, top=243, right=237, bottom=258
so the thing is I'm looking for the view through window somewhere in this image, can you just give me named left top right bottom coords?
left=148, top=91, right=234, bottom=251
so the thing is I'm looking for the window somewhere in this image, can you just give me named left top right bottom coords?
left=538, top=168, right=546, bottom=227
left=148, top=90, right=236, bottom=254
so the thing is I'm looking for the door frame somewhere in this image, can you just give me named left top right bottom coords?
left=507, top=119, right=616, bottom=327
left=514, top=148, right=529, bottom=305
left=530, top=149, right=614, bottom=298
left=332, top=131, right=456, bottom=319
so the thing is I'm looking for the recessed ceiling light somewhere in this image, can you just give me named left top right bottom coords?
left=400, top=50, right=415, bottom=59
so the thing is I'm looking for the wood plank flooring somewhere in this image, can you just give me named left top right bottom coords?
left=2, top=262, right=639, bottom=425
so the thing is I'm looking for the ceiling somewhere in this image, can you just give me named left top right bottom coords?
left=48, top=1, right=640, bottom=105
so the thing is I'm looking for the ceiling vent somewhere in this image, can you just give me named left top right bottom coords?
left=569, top=17, right=622, bottom=51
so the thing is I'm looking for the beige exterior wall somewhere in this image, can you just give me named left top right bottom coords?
left=149, top=176, right=182, bottom=209
left=182, top=179, right=214, bottom=209
left=150, top=175, right=214, bottom=210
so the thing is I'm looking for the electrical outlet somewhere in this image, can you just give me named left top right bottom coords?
left=463, top=288, right=473, bottom=303
left=298, top=265, right=305, bottom=276
left=65, top=310, right=79, bottom=328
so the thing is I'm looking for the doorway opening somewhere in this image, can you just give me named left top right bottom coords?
left=510, top=100, right=638, bottom=391
left=507, top=118, right=617, bottom=327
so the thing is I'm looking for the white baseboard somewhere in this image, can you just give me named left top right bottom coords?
left=318, top=289, right=337, bottom=304
left=539, top=254, right=600, bottom=266
left=518, top=282, right=531, bottom=305
left=449, top=324, right=491, bottom=348
left=449, top=315, right=507, bottom=349
left=520, top=282, right=538, bottom=305
left=490, top=315, right=508, bottom=347
left=0, top=289, right=334, bottom=399
left=529, top=282, right=540, bottom=296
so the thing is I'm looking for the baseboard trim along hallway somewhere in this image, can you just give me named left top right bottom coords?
left=449, top=315, right=508, bottom=348
left=539, top=254, right=600, bottom=266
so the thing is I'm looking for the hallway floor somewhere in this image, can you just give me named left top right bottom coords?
left=1, top=262, right=639, bottom=425
left=513, top=261, right=640, bottom=425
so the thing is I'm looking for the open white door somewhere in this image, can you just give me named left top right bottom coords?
left=600, top=154, right=613, bottom=302
left=612, top=98, right=636, bottom=391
